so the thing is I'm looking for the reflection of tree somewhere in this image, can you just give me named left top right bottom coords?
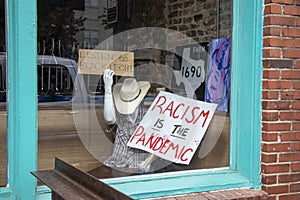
left=38, top=1, right=86, bottom=58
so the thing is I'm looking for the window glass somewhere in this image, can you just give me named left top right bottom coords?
left=85, top=0, right=98, bottom=6
left=37, top=0, right=231, bottom=179
left=0, top=0, right=6, bottom=187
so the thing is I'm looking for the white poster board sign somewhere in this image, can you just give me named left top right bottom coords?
left=127, top=91, right=217, bottom=165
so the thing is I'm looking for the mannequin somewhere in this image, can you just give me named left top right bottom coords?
left=103, top=69, right=153, bottom=172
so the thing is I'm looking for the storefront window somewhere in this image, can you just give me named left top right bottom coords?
left=36, top=0, right=232, bottom=179
left=1, top=0, right=263, bottom=198
left=0, top=0, right=6, bottom=187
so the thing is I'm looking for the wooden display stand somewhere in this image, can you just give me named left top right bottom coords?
left=31, top=158, right=133, bottom=200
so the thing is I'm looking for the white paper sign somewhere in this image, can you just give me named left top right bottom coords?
left=127, top=91, right=217, bottom=165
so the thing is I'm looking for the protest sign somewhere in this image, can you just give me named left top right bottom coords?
left=127, top=91, right=217, bottom=165
left=78, top=49, right=134, bottom=76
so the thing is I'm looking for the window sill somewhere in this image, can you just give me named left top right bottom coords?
left=101, top=168, right=255, bottom=199
left=0, top=187, right=12, bottom=199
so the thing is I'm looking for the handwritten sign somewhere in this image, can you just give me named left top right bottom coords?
left=78, top=49, right=134, bottom=76
left=127, top=91, right=217, bottom=165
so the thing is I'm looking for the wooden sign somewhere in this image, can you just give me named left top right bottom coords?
left=127, top=91, right=217, bottom=165
left=78, top=49, right=134, bottom=76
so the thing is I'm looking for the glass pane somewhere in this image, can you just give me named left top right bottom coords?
left=0, top=0, right=6, bottom=187
left=37, top=0, right=231, bottom=179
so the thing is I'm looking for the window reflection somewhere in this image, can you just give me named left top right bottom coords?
left=35, top=0, right=232, bottom=179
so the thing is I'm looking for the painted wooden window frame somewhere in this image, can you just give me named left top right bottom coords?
left=0, top=0, right=263, bottom=199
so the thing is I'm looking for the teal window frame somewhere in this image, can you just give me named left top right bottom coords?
left=0, top=0, right=263, bottom=199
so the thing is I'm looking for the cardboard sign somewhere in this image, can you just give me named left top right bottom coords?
left=127, top=91, right=217, bottom=165
left=78, top=49, right=134, bottom=76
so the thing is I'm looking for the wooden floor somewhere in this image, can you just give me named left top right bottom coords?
left=0, top=106, right=230, bottom=186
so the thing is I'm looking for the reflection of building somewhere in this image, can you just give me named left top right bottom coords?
left=75, top=0, right=113, bottom=49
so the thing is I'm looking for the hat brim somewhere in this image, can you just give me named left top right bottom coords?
left=113, top=81, right=150, bottom=114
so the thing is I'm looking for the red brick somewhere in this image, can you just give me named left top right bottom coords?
left=268, top=0, right=295, bottom=4
left=263, top=80, right=291, bottom=89
left=262, top=185, right=289, bottom=195
left=263, top=111, right=279, bottom=121
left=279, top=173, right=300, bottom=183
left=264, top=26, right=282, bottom=36
left=291, top=142, right=300, bottom=151
left=207, top=191, right=227, bottom=199
left=295, top=60, right=300, bottom=69
left=296, top=17, right=300, bottom=26
left=200, top=192, right=219, bottom=199
left=279, top=152, right=300, bottom=162
left=262, top=174, right=277, bottom=184
left=265, top=4, right=282, bottom=14
left=263, top=100, right=291, bottom=110
left=290, top=183, right=300, bottom=192
left=264, top=38, right=293, bottom=47
left=279, top=194, right=300, bottom=200
left=292, top=101, right=300, bottom=109
left=262, top=163, right=290, bottom=173
left=262, top=122, right=291, bottom=131
left=263, top=69, right=280, bottom=79
left=263, top=48, right=281, bottom=58
left=262, top=132, right=278, bottom=142
left=281, top=91, right=300, bottom=100
left=216, top=191, right=237, bottom=200
left=292, top=80, right=300, bottom=89
left=262, top=90, right=279, bottom=99
left=282, top=70, right=300, bottom=79
left=280, top=111, right=300, bottom=120
left=292, top=122, right=300, bottom=130
left=262, top=143, right=290, bottom=152
left=283, top=6, right=300, bottom=16
left=283, top=27, right=300, bottom=37
left=266, top=196, right=276, bottom=200
left=295, top=39, right=300, bottom=48
left=283, top=49, right=300, bottom=59
left=264, top=16, right=295, bottom=26
left=291, top=162, right=300, bottom=172
left=280, top=132, right=300, bottom=141
left=261, top=152, right=278, bottom=162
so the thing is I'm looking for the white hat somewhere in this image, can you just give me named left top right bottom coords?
left=113, top=78, right=150, bottom=114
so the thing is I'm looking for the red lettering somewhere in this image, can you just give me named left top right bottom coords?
left=163, top=142, right=180, bottom=158
left=162, top=101, right=174, bottom=117
left=136, top=133, right=146, bottom=145
left=129, top=126, right=144, bottom=143
left=181, top=105, right=190, bottom=120
left=152, top=137, right=164, bottom=151
left=151, top=95, right=166, bottom=114
left=173, top=103, right=184, bottom=119
left=193, top=110, right=210, bottom=126
left=185, top=106, right=200, bottom=123
left=180, top=148, right=193, bottom=161
left=145, top=133, right=157, bottom=149
left=158, top=139, right=171, bottom=154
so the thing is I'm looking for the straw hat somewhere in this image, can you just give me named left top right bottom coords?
left=113, top=78, right=150, bottom=114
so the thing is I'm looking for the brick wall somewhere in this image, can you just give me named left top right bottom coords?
left=262, top=0, right=300, bottom=199
left=166, top=0, right=231, bottom=44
